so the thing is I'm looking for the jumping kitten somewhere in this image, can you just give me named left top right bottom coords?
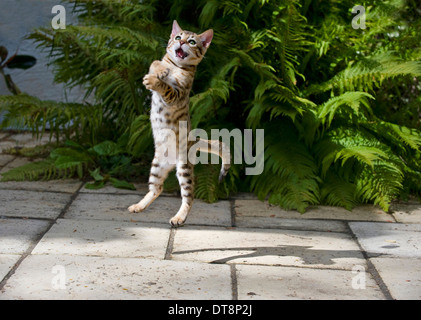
left=128, top=21, right=230, bottom=226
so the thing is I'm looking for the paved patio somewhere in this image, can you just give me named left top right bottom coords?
left=0, top=132, right=421, bottom=300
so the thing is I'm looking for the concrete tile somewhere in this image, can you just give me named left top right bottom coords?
left=0, top=141, right=14, bottom=153
left=0, top=179, right=83, bottom=193
left=0, top=154, right=14, bottom=167
left=0, top=255, right=232, bottom=300
left=6, top=133, right=36, bottom=145
left=236, top=264, right=385, bottom=300
left=391, top=204, right=421, bottom=224
left=0, top=189, right=71, bottom=219
left=64, top=193, right=140, bottom=221
left=80, top=182, right=179, bottom=197
left=32, top=219, right=170, bottom=259
left=65, top=193, right=232, bottom=227
left=172, top=226, right=365, bottom=270
left=0, top=254, right=20, bottom=282
left=0, top=157, right=32, bottom=173
left=370, top=257, right=421, bottom=300
left=349, top=222, right=421, bottom=258
left=0, top=218, right=50, bottom=254
left=5, top=133, right=51, bottom=148
left=230, top=192, right=259, bottom=200
left=235, top=216, right=348, bottom=233
left=235, top=200, right=394, bottom=222
left=0, top=132, right=9, bottom=140
left=79, top=181, right=148, bottom=195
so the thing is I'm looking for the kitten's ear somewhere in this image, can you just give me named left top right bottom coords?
left=171, top=20, right=182, bottom=38
left=199, top=29, right=213, bottom=49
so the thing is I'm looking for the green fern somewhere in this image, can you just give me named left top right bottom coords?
left=2, top=0, right=420, bottom=212
left=308, top=52, right=421, bottom=95
left=0, top=94, right=103, bottom=143
left=320, top=171, right=358, bottom=210
left=317, top=92, right=374, bottom=127
left=250, top=120, right=320, bottom=213
left=0, top=159, right=82, bottom=181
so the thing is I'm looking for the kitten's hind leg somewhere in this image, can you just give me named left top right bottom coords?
left=128, top=159, right=175, bottom=213
left=169, top=161, right=194, bottom=227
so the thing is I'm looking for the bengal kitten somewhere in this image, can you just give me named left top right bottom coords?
left=128, top=21, right=230, bottom=226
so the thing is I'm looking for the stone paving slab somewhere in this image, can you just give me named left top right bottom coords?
left=0, top=254, right=232, bottom=300
left=0, top=154, right=15, bottom=167
left=369, top=257, right=421, bottom=300
left=0, top=157, right=32, bottom=173
left=0, top=254, right=21, bottom=282
left=0, top=141, right=15, bottom=153
left=349, top=222, right=421, bottom=258
left=32, top=219, right=170, bottom=259
left=0, top=189, right=71, bottom=219
left=235, top=216, right=348, bottom=233
left=0, top=218, right=50, bottom=254
left=236, top=264, right=385, bottom=300
left=65, top=193, right=232, bottom=227
left=391, top=204, right=421, bottom=224
left=0, top=133, right=51, bottom=149
left=0, top=179, right=83, bottom=193
left=172, top=226, right=365, bottom=270
left=80, top=181, right=178, bottom=197
left=80, top=182, right=148, bottom=195
left=235, top=200, right=394, bottom=222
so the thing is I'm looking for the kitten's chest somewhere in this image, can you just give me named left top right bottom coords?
left=150, top=92, right=190, bottom=129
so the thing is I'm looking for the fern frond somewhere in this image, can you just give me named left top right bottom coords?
left=190, top=57, right=239, bottom=128
left=0, top=159, right=80, bottom=181
left=316, top=127, right=395, bottom=176
left=356, top=161, right=404, bottom=211
left=320, top=171, right=358, bottom=210
left=0, top=94, right=103, bottom=142
left=127, top=114, right=153, bottom=157
left=363, top=120, right=421, bottom=152
left=318, top=92, right=374, bottom=127
left=315, top=126, right=405, bottom=211
left=308, top=52, right=421, bottom=95
left=250, top=120, right=320, bottom=212
left=194, top=163, right=220, bottom=203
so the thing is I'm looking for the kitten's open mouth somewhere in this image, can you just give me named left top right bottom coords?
left=175, top=48, right=188, bottom=59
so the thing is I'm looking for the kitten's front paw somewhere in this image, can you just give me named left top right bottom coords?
left=169, top=216, right=185, bottom=227
left=157, top=68, right=170, bottom=81
left=128, top=204, right=144, bottom=213
left=143, top=74, right=159, bottom=90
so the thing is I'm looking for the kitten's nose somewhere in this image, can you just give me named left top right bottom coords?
left=179, top=40, right=185, bottom=45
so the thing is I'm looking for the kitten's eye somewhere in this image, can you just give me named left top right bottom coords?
left=188, top=40, right=196, bottom=46
left=175, top=36, right=181, bottom=40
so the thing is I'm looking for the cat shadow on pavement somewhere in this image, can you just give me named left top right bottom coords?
left=172, top=245, right=383, bottom=266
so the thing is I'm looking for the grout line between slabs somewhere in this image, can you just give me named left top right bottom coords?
left=230, top=199, right=236, bottom=228
left=0, top=181, right=84, bottom=292
left=230, top=264, right=238, bottom=300
left=164, top=227, right=177, bottom=260
left=345, top=221, right=394, bottom=300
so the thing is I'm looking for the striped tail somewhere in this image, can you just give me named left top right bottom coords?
left=195, top=139, right=231, bottom=182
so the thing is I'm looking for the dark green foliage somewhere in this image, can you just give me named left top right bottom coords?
left=1, top=0, right=421, bottom=211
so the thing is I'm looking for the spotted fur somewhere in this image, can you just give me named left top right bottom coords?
left=128, top=21, right=230, bottom=226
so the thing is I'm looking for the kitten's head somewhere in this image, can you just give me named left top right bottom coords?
left=167, top=20, right=213, bottom=67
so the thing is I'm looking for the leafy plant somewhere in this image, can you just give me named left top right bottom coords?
left=0, top=45, right=37, bottom=95
left=1, top=0, right=420, bottom=212
left=1, top=139, right=135, bottom=190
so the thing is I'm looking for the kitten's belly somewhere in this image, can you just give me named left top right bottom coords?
left=150, top=91, right=190, bottom=138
